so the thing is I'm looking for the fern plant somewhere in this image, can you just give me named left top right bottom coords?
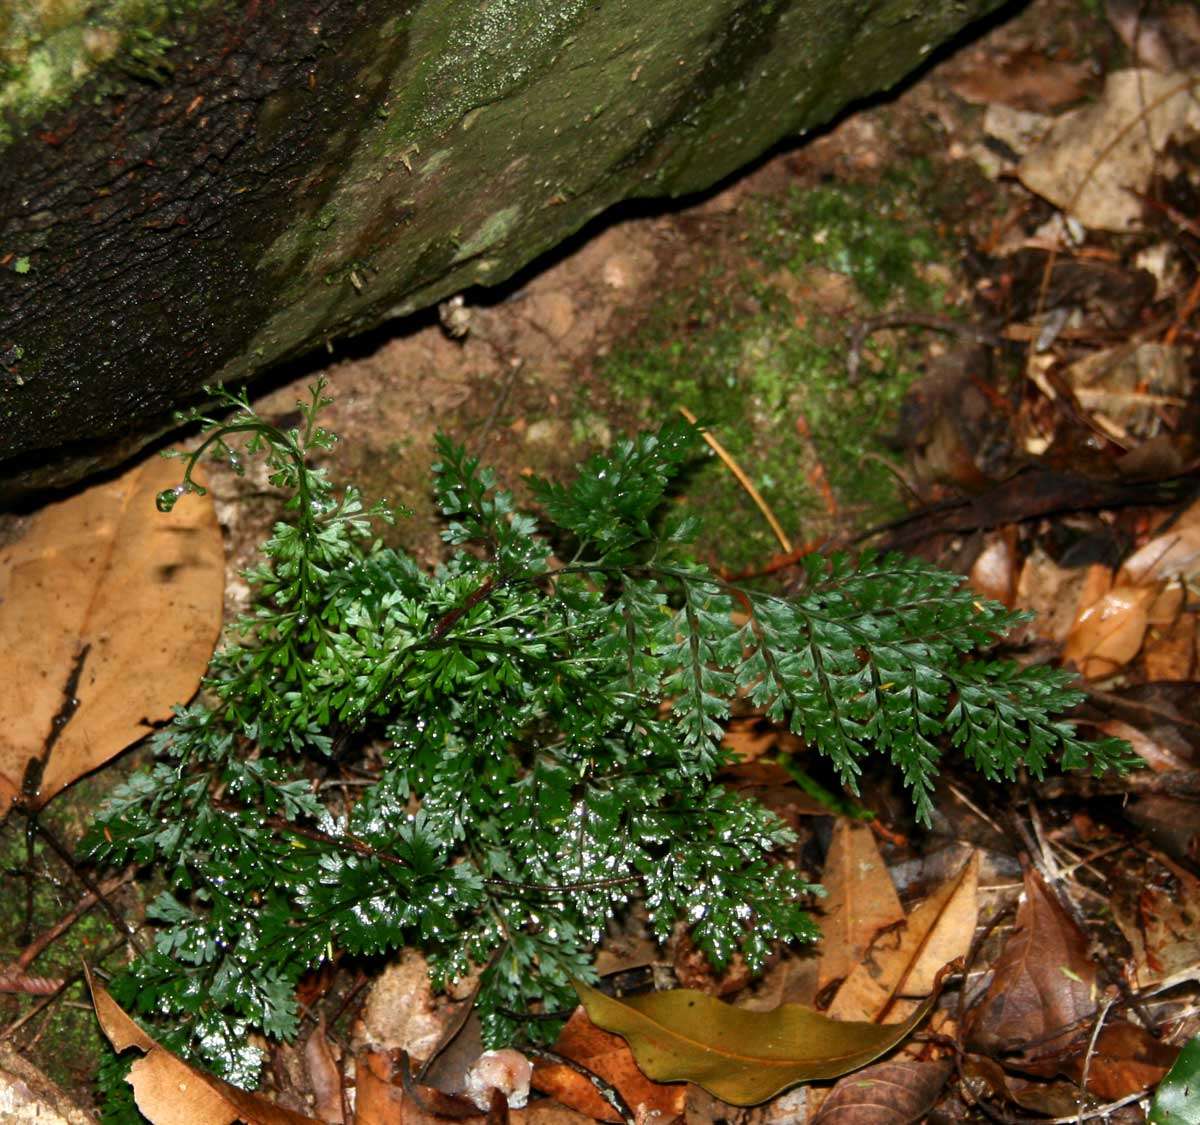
left=84, top=380, right=1129, bottom=1086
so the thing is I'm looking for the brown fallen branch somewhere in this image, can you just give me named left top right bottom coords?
left=861, top=466, right=1193, bottom=548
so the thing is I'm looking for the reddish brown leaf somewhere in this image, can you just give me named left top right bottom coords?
left=968, top=533, right=1018, bottom=608
left=810, top=1059, right=953, bottom=1124
left=531, top=1007, right=686, bottom=1124
left=1063, top=583, right=1156, bottom=680
left=1142, top=614, right=1197, bottom=681
left=967, top=866, right=1097, bottom=1060
left=1062, top=1022, right=1179, bottom=1099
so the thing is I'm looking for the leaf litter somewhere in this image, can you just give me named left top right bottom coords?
left=5, top=0, right=1200, bottom=1119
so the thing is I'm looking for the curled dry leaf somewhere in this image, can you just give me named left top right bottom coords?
left=572, top=976, right=945, bottom=1106
left=87, top=967, right=323, bottom=1125
left=827, top=852, right=979, bottom=1024
left=0, top=456, right=223, bottom=817
left=815, top=820, right=906, bottom=998
left=810, top=1059, right=953, bottom=1125
left=967, top=865, right=1097, bottom=1061
left=304, top=1021, right=344, bottom=1124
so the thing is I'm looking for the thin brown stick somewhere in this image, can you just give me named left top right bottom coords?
left=527, top=1047, right=636, bottom=1125
left=677, top=405, right=792, bottom=552
left=10, top=872, right=132, bottom=973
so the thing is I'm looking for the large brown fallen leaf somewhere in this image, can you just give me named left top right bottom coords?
left=88, top=967, right=322, bottom=1125
left=815, top=820, right=906, bottom=998
left=826, top=852, right=979, bottom=1024
left=967, top=865, right=1097, bottom=1060
left=810, top=1059, right=953, bottom=1125
left=572, top=976, right=945, bottom=1106
left=0, top=457, right=223, bottom=817
left=532, top=1007, right=686, bottom=1123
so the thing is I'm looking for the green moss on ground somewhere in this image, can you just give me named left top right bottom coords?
left=598, top=174, right=952, bottom=573
left=0, top=773, right=143, bottom=1100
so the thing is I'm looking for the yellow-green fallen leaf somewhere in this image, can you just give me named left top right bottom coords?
left=573, top=976, right=942, bottom=1105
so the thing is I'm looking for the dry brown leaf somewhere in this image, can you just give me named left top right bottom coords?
left=0, top=456, right=223, bottom=817
left=827, top=852, right=979, bottom=1024
left=1019, top=69, right=1200, bottom=231
left=531, top=1007, right=687, bottom=1123
left=815, top=820, right=906, bottom=998
left=353, top=1051, right=407, bottom=1125
left=948, top=49, right=1095, bottom=111
left=304, top=1022, right=344, bottom=1124
left=1113, top=871, right=1200, bottom=989
left=967, top=866, right=1096, bottom=1060
left=968, top=534, right=1018, bottom=608
left=810, top=1058, right=953, bottom=1124
left=88, top=968, right=324, bottom=1125
left=1014, top=549, right=1093, bottom=645
left=1142, top=614, right=1197, bottom=681
left=1119, top=497, right=1200, bottom=586
left=1062, top=1021, right=1179, bottom=1100
left=1063, top=583, right=1156, bottom=679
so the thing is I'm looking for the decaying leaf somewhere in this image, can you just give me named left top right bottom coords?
left=947, top=48, right=1095, bottom=111
left=0, top=456, right=223, bottom=817
left=1019, top=69, right=1200, bottom=231
left=572, top=976, right=944, bottom=1106
left=967, top=866, right=1097, bottom=1060
left=815, top=820, right=906, bottom=997
left=810, top=1059, right=953, bottom=1125
left=827, top=852, right=979, bottom=1024
left=1063, top=1021, right=1180, bottom=1100
left=304, top=1021, right=343, bottom=1124
left=532, top=1007, right=686, bottom=1123
left=1113, top=867, right=1200, bottom=989
left=88, top=968, right=322, bottom=1125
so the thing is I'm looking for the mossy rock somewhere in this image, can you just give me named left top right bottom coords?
left=0, top=0, right=1005, bottom=497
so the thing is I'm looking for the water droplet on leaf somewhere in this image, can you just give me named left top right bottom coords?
left=155, top=485, right=185, bottom=512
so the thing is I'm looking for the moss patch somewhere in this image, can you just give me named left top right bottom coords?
left=598, top=174, right=952, bottom=573
left=0, top=770, right=146, bottom=1101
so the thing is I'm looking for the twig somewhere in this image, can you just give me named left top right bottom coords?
left=0, top=936, right=126, bottom=1042
left=846, top=313, right=1005, bottom=384
left=10, top=872, right=132, bottom=973
left=677, top=405, right=792, bottom=552
left=1076, top=996, right=1116, bottom=1125
left=27, top=819, right=145, bottom=957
